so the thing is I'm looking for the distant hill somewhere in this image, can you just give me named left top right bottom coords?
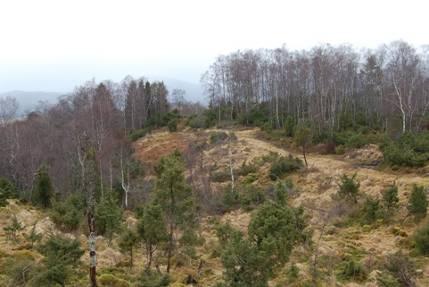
left=0, top=90, right=63, bottom=114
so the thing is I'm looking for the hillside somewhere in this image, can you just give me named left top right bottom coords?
left=2, top=126, right=428, bottom=286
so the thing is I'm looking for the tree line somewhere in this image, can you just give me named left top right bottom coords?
left=0, top=77, right=170, bottom=203
left=201, top=41, right=429, bottom=136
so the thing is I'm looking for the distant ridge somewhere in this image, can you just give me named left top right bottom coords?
left=0, top=90, right=63, bottom=114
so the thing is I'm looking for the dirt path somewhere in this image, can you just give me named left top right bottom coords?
left=235, top=129, right=429, bottom=202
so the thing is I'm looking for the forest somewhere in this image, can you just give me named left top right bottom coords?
left=0, top=41, right=429, bottom=287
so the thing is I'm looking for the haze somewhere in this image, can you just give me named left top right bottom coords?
left=0, top=0, right=428, bottom=96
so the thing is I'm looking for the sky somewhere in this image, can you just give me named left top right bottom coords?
left=0, top=0, right=428, bottom=94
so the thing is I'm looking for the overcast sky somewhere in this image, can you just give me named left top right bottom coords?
left=0, top=0, right=428, bottom=93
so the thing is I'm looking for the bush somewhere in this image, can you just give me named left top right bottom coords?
left=414, top=223, right=429, bottom=255
left=96, top=192, right=123, bottom=241
left=377, top=272, right=400, bottom=287
left=248, top=202, right=308, bottom=266
left=239, top=185, right=265, bottom=210
left=334, top=130, right=386, bottom=149
left=167, top=118, right=177, bottom=132
left=384, top=251, right=416, bottom=287
left=3, top=215, right=24, bottom=242
left=51, top=193, right=85, bottom=232
left=0, top=177, right=17, bottom=206
left=187, top=113, right=213, bottom=129
left=273, top=179, right=293, bottom=205
left=407, top=185, right=428, bottom=220
left=32, top=165, right=54, bottom=208
left=382, top=185, right=399, bottom=212
left=33, top=234, right=84, bottom=287
left=187, top=114, right=203, bottom=129
left=287, top=264, right=299, bottom=282
left=382, top=132, right=429, bottom=167
left=337, top=174, right=360, bottom=203
left=129, top=128, right=150, bottom=141
left=99, top=273, right=131, bottom=287
left=334, top=130, right=365, bottom=148
left=222, top=188, right=240, bottom=210
left=237, top=161, right=258, bottom=177
left=239, top=104, right=270, bottom=127
left=211, top=169, right=231, bottom=183
left=221, top=230, right=270, bottom=287
left=338, top=258, right=367, bottom=282
left=284, top=116, right=295, bottom=137
left=242, top=173, right=258, bottom=184
left=383, top=143, right=426, bottom=167
left=361, top=197, right=383, bottom=225
left=137, top=270, right=170, bottom=287
left=209, top=131, right=229, bottom=144
left=3, top=255, right=36, bottom=286
left=269, top=155, right=303, bottom=180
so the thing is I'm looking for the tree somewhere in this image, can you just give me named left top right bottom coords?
left=273, top=180, right=292, bottom=205
left=294, top=124, right=312, bottom=167
left=221, top=229, right=270, bottom=287
left=25, top=221, right=43, bottom=248
left=51, top=193, right=86, bottom=232
left=383, top=184, right=399, bottom=213
left=407, top=185, right=428, bottom=220
left=0, top=177, right=17, bottom=206
left=201, top=41, right=429, bottom=136
left=3, top=214, right=24, bottom=242
left=414, top=223, right=429, bottom=255
left=337, top=174, right=360, bottom=203
left=153, top=151, right=197, bottom=273
left=218, top=201, right=307, bottom=287
left=361, top=197, right=382, bottom=224
left=33, top=235, right=84, bottom=287
left=118, top=227, right=139, bottom=268
left=137, top=203, right=168, bottom=270
left=95, top=191, right=122, bottom=242
left=32, top=165, right=54, bottom=208
left=248, top=202, right=307, bottom=268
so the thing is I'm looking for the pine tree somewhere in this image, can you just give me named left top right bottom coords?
left=248, top=202, right=307, bottom=268
left=219, top=201, right=307, bottom=287
left=337, top=173, right=360, bottom=203
left=95, top=191, right=122, bottom=242
left=408, top=185, right=428, bottom=220
left=383, top=184, right=399, bottom=212
left=221, top=229, right=270, bottom=287
left=153, top=151, right=197, bottom=273
left=0, top=177, right=17, bottom=206
left=137, top=203, right=168, bottom=270
left=33, top=235, right=84, bottom=287
left=33, top=165, right=54, bottom=208
left=118, top=227, right=139, bottom=268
